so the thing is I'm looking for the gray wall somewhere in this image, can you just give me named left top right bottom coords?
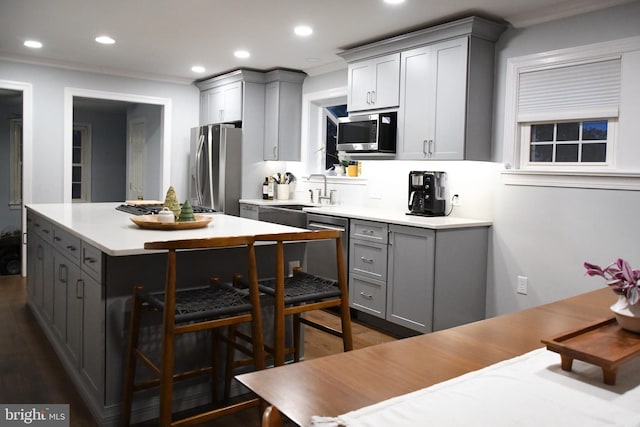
left=0, top=61, right=199, bottom=204
left=74, top=107, right=127, bottom=202
left=488, top=1, right=640, bottom=316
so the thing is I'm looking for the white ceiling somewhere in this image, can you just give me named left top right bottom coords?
left=0, top=0, right=634, bottom=84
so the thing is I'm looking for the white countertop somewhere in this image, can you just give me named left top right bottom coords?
left=27, top=203, right=308, bottom=257
left=240, top=199, right=492, bottom=230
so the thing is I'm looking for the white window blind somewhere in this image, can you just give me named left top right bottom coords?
left=517, top=58, right=621, bottom=122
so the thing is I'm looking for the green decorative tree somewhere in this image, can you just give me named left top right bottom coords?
left=163, top=187, right=181, bottom=220
left=178, top=199, right=196, bottom=222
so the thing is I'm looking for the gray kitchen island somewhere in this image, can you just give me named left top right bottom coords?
left=25, top=203, right=307, bottom=426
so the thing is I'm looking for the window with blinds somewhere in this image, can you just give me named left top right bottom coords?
left=517, top=57, right=621, bottom=167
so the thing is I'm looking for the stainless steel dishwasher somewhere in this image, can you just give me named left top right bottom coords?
left=305, top=213, right=349, bottom=281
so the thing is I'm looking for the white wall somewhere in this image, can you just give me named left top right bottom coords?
left=0, top=61, right=199, bottom=203
left=489, top=1, right=640, bottom=316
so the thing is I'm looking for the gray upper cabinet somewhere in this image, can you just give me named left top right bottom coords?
left=339, top=16, right=505, bottom=160
left=397, top=38, right=468, bottom=160
left=347, top=53, right=400, bottom=112
left=200, top=81, right=242, bottom=125
left=263, top=70, right=305, bottom=161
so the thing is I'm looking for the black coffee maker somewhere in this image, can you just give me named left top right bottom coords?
left=407, top=171, right=447, bottom=216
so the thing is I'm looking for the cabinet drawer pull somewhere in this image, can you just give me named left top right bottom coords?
left=360, top=257, right=374, bottom=264
left=359, top=291, right=373, bottom=300
left=84, top=257, right=97, bottom=264
left=54, top=236, right=62, bottom=242
left=42, top=228, right=50, bottom=234
left=76, top=279, right=84, bottom=299
left=66, top=245, right=77, bottom=252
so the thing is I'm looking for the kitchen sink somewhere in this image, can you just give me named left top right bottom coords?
left=258, top=205, right=309, bottom=228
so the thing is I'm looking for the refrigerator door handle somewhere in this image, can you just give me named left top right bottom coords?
left=194, top=132, right=205, bottom=207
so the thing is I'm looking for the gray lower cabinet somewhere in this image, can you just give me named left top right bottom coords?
left=349, top=220, right=389, bottom=318
left=386, top=225, right=435, bottom=332
left=349, top=219, right=488, bottom=334
left=26, top=210, right=105, bottom=421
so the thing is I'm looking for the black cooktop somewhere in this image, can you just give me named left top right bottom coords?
left=116, top=204, right=215, bottom=215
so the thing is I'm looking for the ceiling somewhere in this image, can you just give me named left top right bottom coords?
left=0, top=0, right=634, bottom=84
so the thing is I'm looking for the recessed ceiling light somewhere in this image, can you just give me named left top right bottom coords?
left=191, top=65, right=205, bottom=73
left=24, top=40, right=43, bottom=49
left=384, top=0, right=405, bottom=4
left=95, top=35, right=115, bottom=45
left=234, top=50, right=250, bottom=59
left=294, top=25, right=313, bottom=37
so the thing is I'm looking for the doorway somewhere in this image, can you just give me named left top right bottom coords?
left=0, top=87, right=25, bottom=275
left=64, top=88, right=171, bottom=203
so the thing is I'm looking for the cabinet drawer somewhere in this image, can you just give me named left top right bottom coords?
left=81, top=242, right=102, bottom=282
left=350, top=274, right=386, bottom=318
left=350, top=220, right=388, bottom=244
left=53, top=227, right=81, bottom=262
left=350, top=240, right=387, bottom=281
left=31, top=214, right=53, bottom=243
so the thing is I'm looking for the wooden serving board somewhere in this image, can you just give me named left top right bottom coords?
left=130, top=214, right=212, bottom=230
left=541, top=317, right=640, bottom=385
left=124, top=200, right=164, bottom=206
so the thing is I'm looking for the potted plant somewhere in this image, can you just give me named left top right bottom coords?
left=584, top=258, right=640, bottom=332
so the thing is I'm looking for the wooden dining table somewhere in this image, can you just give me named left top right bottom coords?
left=237, top=288, right=617, bottom=427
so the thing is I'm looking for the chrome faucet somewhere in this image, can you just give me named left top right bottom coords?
left=309, top=174, right=331, bottom=204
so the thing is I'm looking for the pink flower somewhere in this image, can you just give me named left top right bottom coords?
left=584, top=259, right=640, bottom=305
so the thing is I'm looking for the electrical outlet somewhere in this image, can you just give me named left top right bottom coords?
left=288, top=260, right=300, bottom=276
left=517, top=276, right=528, bottom=295
left=452, top=194, right=461, bottom=206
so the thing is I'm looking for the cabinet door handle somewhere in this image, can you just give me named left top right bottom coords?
left=428, top=139, right=434, bottom=156
left=371, top=90, right=376, bottom=104
left=359, top=291, right=373, bottom=300
left=273, top=145, right=277, bottom=158
left=423, top=140, right=428, bottom=155
left=58, top=264, right=68, bottom=283
left=360, top=257, right=374, bottom=264
left=366, top=91, right=371, bottom=104
left=76, top=279, right=84, bottom=299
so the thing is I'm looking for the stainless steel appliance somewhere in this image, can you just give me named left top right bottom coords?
left=407, top=171, right=447, bottom=216
left=306, top=213, right=349, bottom=281
left=189, top=124, right=242, bottom=216
left=337, top=111, right=397, bottom=153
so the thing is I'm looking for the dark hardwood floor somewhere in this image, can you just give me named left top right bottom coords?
left=0, top=274, right=395, bottom=426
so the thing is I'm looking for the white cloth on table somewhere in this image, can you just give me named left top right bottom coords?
left=311, top=348, right=640, bottom=427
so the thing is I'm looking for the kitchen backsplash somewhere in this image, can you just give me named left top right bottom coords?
left=281, top=160, right=501, bottom=221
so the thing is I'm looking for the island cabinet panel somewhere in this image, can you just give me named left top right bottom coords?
left=386, top=226, right=435, bottom=333
left=26, top=210, right=106, bottom=424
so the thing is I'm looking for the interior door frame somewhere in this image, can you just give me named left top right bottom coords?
left=0, top=79, right=33, bottom=277
left=63, top=88, right=172, bottom=202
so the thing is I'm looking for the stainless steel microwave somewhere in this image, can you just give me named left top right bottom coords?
left=337, top=111, right=397, bottom=153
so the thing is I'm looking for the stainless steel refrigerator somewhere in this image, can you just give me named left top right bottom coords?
left=189, top=124, right=242, bottom=216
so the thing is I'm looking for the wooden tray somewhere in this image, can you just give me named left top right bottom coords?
left=130, top=214, right=212, bottom=230
left=541, top=317, right=640, bottom=385
left=124, top=199, right=164, bottom=206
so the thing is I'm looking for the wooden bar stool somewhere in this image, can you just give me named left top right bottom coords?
left=254, top=229, right=353, bottom=366
left=121, top=235, right=265, bottom=427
